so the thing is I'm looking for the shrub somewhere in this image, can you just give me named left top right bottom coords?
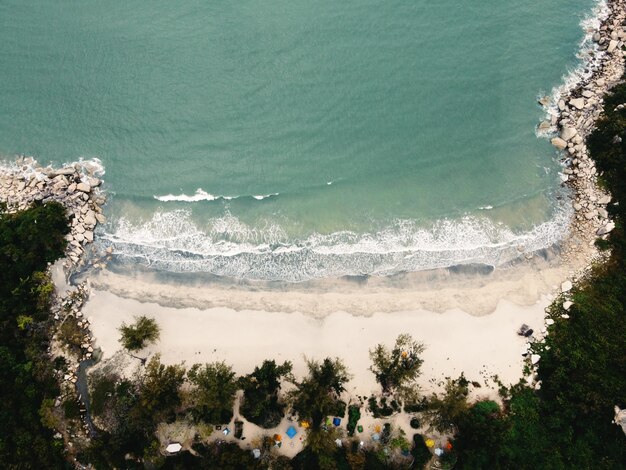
left=118, top=315, right=160, bottom=351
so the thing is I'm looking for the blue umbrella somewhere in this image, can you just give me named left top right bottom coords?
left=286, top=426, right=297, bottom=439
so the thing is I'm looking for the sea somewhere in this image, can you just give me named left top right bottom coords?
left=0, top=0, right=603, bottom=281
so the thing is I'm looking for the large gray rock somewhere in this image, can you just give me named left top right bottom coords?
left=570, top=98, right=585, bottom=110
left=607, top=40, right=618, bottom=53
left=561, top=281, right=573, bottom=293
left=76, top=182, right=91, bottom=193
left=561, top=127, right=577, bottom=141
left=597, top=221, right=615, bottom=236
left=83, top=210, right=97, bottom=226
left=551, top=137, right=568, bottom=150
left=48, top=167, right=75, bottom=177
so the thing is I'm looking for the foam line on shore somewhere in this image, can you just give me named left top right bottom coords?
left=99, top=201, right=572, bottom=282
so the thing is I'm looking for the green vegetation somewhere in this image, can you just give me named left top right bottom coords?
left=239, top=359, right=293, bottom=428
left=369, top=334, right=425, bottom=396
left=118, top=315, right=160, bottom=351
left=187, top=361, right=237, bottom=424
left=346, top=404, right=361, bottom=436
left=0, top=201, right=69, bottom=468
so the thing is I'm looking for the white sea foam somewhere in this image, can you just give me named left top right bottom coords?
left=154, top=189, right=278, bottom=202
left=100, top=202, right=573, bottom=282
left=252, top=193, right=279, bottom=200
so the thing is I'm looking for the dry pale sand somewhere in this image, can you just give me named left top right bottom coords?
left=83, top=288, right=548, bottom=397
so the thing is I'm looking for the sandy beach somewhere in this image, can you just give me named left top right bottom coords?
left=84, top=285, right=549, bottom=397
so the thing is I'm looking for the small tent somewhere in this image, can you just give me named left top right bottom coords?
left=286, top=426, right=297, bottom=439
left=166, top=443, right=182, bottom=454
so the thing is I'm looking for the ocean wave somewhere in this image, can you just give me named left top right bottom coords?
left=98, top=203, right=573, bottom=282
left=154, top=188, right=279, bottom=202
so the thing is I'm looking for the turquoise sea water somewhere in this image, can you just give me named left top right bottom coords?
left=0, top=0, right=599, bottom=280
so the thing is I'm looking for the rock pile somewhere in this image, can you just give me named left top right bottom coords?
left=547, top=1, right=626, bottom=256
left=0, top=156, right=106, bottom=269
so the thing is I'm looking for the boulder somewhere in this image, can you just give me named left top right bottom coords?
left=95, top=213, right=106, bottom=224
left=563, top=301, right=573, bottom=310
left=582, top=90, right=594, bottom=98
left=569, top=98, right=585, bottom=110
left=607, top=40, right=618, bottom=53
left=551, top=137, right=568, bottom=150
left=597, top=221, right=615, bottom=236
left=84, top=231, right=94, bottom=242
left=561, top=281, right=573, bottom=292
left=531, top=354, right=541, bottom=365
left=538, top=96, right=550, bottom=107
left=83, top=210, right=97, bottom=226
left=76, top=182, right=91, bottom=193
left=561, top=127, right=577, bottom=141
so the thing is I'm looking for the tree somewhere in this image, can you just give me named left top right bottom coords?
left=0, top=202, right=69, bottom=469
left=369, top=333, right=425, bottom=395
left=136, top=354, right=186, bottom=423
left=239, top=359, right=293, bottom=428
left=425, top=375, right=470, bottom=433
left=118, top=315, right=160, bottom=351
left=187, top=361, right=237, bottom=424
left=290, top=357, right=351, bottom=429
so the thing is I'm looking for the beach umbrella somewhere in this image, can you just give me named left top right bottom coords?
left=372, top=433, right=380, bottom=441
left=425, top=438, right=435, bottom=448
left=286, top=426, right=297, bottom=439
left=332, top=417, right=341, bottom=426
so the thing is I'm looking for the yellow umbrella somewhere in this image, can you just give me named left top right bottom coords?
left=425, top=439, right=435, bottom=448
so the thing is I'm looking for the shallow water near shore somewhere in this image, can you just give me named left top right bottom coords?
left=0, top=0, right=599, bottom=281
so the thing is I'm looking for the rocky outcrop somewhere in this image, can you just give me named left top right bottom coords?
left=544, top=1, right=626, bottom=265
left=0, top=156, right=106, bottom=270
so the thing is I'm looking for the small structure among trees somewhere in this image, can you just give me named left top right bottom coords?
left=118, top=315, right=160, bottom=351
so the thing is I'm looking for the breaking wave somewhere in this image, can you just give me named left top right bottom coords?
left=154, top=188, right=279, bottom=202
left=99, top=202, right=573, bottom=282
